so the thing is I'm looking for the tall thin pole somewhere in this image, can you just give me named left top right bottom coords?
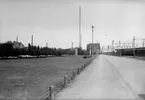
left=132, top=36, right=135, bottom=48
left=79, top=6, right=81, bottom=49
left=112, top=40, right=114, bottom=51
left=0, top=21, right=1, bottom=43
left=90, top=44, right=91, bottom=55
left=92, top=25, right=94, bottom=44
left=92, top=25, right=94, bottom=55
left=31, top=35, right=33, bottom=46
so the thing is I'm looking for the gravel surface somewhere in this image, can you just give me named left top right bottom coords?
left=56, top=55, right=142, bottom=100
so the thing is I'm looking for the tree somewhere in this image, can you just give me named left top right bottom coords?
left=0, top=42, right=13, bottom=59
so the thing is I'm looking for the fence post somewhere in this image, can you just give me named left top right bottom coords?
left=49, top=85, right=54, bottom=100
left=84, top=64, right=86, bottom=68
left=67, top=77, right=70, bottom=84
left=73, top=70, right=75, bottom=79
left=83, top=64, right=85, bottom=68
left=64, top=75, right=68, bottom=87
left=78, top=68, right=80, bottom=74
left=81, top=66, right=83, bottom=71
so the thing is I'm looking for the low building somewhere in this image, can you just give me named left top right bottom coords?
left=87, top=43, right=101, bottom=55
left=74, top=47, right=78, bottom=55
left=12, top=41, right=24, bottom=49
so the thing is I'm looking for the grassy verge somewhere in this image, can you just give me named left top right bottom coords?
left=0, top=55, right=91, bottom=100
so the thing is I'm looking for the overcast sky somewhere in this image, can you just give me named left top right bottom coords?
left=0, top=0, right=145, bottom=49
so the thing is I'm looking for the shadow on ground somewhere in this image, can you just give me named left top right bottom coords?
left=139, top=94, right=145, bottom=100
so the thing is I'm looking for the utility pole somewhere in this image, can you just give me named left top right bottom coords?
left=79, top=6, right=82, bottom=49
left=92, top=25, right=94, bottom=55
left=89, top=44, right=91, bottom=56
left=31, top=35, right=33, bottom=47
left=112, top=40, right=114, bottom=51
left=92, top=25, right=94, bottom=44
left=0, top=20, right=2, bottom=43
left=132, top=36, right=135, bottom=48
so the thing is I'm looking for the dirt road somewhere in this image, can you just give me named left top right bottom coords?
left=56, top=55, right=142, bottom=100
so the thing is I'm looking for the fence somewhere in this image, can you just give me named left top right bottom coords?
left=45, top=57, right=94, bottom=100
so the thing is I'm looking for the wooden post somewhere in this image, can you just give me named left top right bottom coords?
left=83, top=65, right=85, bottom=69
left=49, top=85, right=54, bottom=100
left=64, top=75, right=68, bottom=86
left=78, top=68, right=80, bottom=74
left=73, top=70, right=75, bottom=79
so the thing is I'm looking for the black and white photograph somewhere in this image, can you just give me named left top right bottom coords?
left=0, top=0, right=145, bottom=100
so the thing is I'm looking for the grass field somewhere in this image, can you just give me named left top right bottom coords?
left=0, top=55, right=91, bottom=100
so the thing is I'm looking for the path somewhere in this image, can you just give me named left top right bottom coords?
left=56, top=55, right=144, bottom=100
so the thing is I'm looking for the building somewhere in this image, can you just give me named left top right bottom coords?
left=12, top=41, right=24, bottom=49
left=74, top=47, right=78, bottom=55
left=87, top=43, right=101, bottom=55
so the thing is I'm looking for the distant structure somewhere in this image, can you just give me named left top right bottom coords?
left=31, top=35, right=33, bottom=46
left=0, top=20, right=2, bottom=43
left=7, top=41, right=24, bottom=49
left=112, top=40, right=114, bottom=51
left=87, top=43, right=101, bottom=55
left=71, top=42, right=73, bottom=49
left=46, top=43, right=48, bottom=48
left=79, top=6, right=82, bottom=49
left=75, top=47, right=78, bottom=55
left=16, top=36, right=18, bottom=42
left=92, top=25, right=94, bottom=45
